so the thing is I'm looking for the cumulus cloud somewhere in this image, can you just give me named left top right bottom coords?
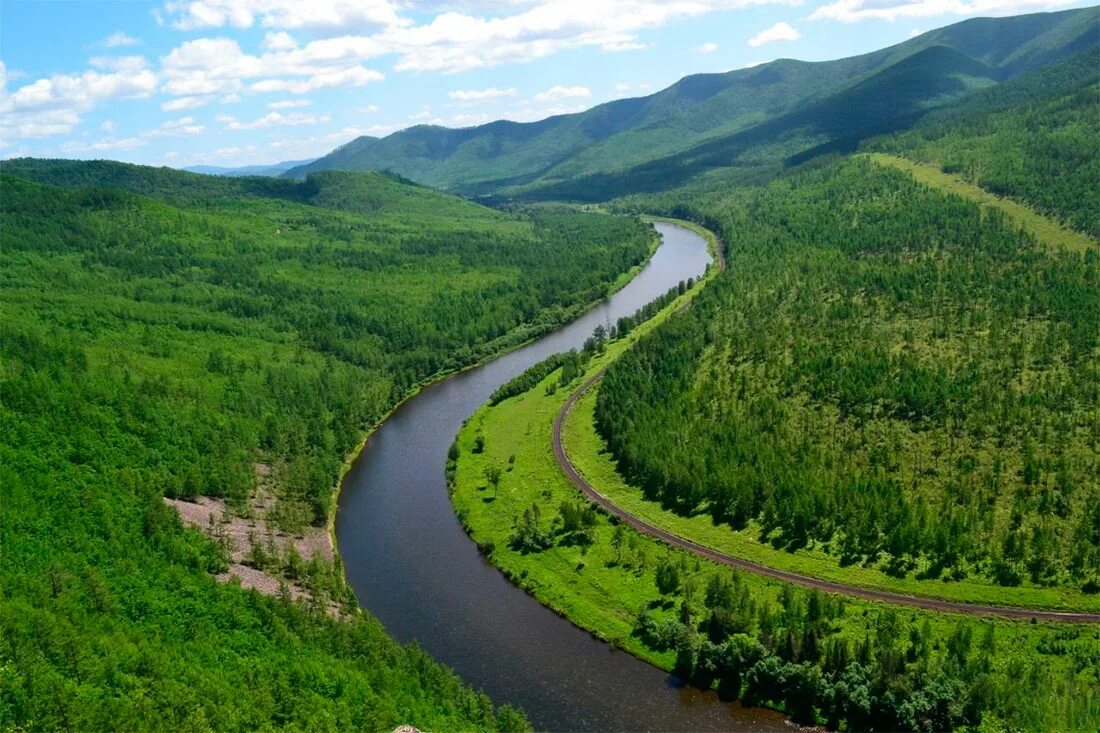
left=532, top=85, right=591, bottom=102
left=219, top=111, right=332, bottom=130
left=504, top=103, right=589, bottom=123
left=449, top=112, right=493, bottom=127
left=161, top=95, right=211, bottom=111
left=0, top=61, right=157, bottom=144
left=160, top=0, right=800, bottom=82
left=103, top=31, right=141, bottom=48
left=63, top=135, right=147, bottom=153
left=747, top=21, right=800, bottom=47
left=160, top=37, right=385, bottom=97
left=809, top=0, right=1077, bottom=22
left=262, top=31, right=298, bottom=52
left=160, top=0, right=408, bottom=32
left=268, top=98, right=312, bottom=109
left=146, top=115, right=206, bottom=137
left=697, top=42, right=719, bottom=53
left=449, top=86, right=516, bottom=102
left=89, top=56, right=150, bottom=73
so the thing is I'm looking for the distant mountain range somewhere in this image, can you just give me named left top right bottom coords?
left=185, top=158, right=315, bottom=177
left=287, top=6, right=1098, bottom=201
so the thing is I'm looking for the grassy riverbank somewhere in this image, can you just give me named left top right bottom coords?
left=563, top=384, right=1100, bottom=613
left=450, top=222, right=1100, bottom=730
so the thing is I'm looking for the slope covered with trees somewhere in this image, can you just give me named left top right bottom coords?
left=597, top=158, right=1099, bottom=596
left=0, top=162, right=653, bottom=729
left=289, top=7, right=1098, bottom=201
left=870, top=48, right=1100, bottom=238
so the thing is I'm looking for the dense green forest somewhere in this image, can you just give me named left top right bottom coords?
left=870, top=49, right=1100, bottom=237
left=0, top=162, right=652, bottom=729
left=598, top=157, right=1099, bottom=594
left=452, top=284, right=1100, bottom=733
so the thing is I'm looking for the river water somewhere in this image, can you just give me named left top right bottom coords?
left=335, top=223, right=787, bottom=732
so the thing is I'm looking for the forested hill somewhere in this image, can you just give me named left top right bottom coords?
left=869, top=48, right=1100, bottom=238
left=287, top=7, right=1097, bottom=198
left=0, top=161, right=653, bottom=729
left=1, top=158, right=496, bottom=222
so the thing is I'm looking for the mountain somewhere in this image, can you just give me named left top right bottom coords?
left=287, top=7, right=1098, bottom=199
left=184, top=157, right=315, bottom=176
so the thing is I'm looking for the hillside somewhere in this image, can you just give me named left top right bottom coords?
left=869, top=49, right=1100, bottom=237
left=0, top=161, right=653, bottom=729
left=288, top=7, right=1098, bottom=198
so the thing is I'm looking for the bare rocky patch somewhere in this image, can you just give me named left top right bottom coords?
left=164, top=462, right=343, bottom=615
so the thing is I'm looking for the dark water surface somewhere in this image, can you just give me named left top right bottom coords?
left=336, top=224, right=787, bottom=732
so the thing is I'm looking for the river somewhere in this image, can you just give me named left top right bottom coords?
left=335, top=222, right=787, bottom=732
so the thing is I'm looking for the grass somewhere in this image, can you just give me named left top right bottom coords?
left=449, top=221, right=1100, bottom=729
left=865, top=153, right=1095, bottom=254
left=564, top=384, right=1100, bottom=612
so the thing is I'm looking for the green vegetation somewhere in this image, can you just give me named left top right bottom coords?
left=597, top=159, right=1099, bottom=604
left=0, top=160, right=654, bottom=729
left=869, top=49, right=1100, bottom=238
left=291, top=8, right=1097, bottom=202
left=450, top=260, right=1100, bottom=730
left=866, top=154, right=1095, bottom=255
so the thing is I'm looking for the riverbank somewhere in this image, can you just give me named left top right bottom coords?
left=323, top=219, right=663, bottom=566
left=449, top=228, right=1099, bottom=730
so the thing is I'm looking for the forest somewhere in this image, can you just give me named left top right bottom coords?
left=0, top=163, right=652, bottom=729
left=450, top=273, right=1100, bottom=732
left=870, top=49, right=1099, bottom=237
left=597, top=156, right=1098, bottom=595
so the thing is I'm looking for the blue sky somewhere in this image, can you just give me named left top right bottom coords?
left=1, top=0, right=1092, bottom=168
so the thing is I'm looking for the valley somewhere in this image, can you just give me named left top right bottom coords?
left=2, top=5, right=1098, bottom=732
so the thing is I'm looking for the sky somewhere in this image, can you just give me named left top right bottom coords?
left=1, top=0, right=1093, bottom=169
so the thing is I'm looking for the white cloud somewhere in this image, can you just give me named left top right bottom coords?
left=262, top=31, right=298, bottom=52
left=160, top=37, right=386, bottom=97
left=268, top=98, right=312, bottom=109
left=100, top=120, right=115, bottom=133
left=89, top=56, right=150, bottom=73
left=103, top=31, right=141, bottom=48
left=748, top=21, right=800, bottom=47
left=146, top=116, right=206, bottom=137
left=220, top=111, right=332, bottom=130
left=908, top=27, right=923, bottom=37
left=161, top=95, right=211, bottom=111
left=63, top=135, right=147, bottom=153
left=697, top=42, right=719, bottom=53
left=449, top=112, right=493, bottom=127
left=601, top=39, right=647, bottom=52
left=160, top=0, right=409, bottom=32
left=251, top=66, right=383, bottom=93
left=532, top=85, right=591, bottom=103
left=809, top=0, right=1077, bottom=23
left=449, top=86, right=516, bottom=102
left=361, top=104, right=380, bottom=113
left=504, top=103, right=589, bottom=122
left=221, top=93, right=242, bottom=103
left=0, top=63, right=157, bottom=145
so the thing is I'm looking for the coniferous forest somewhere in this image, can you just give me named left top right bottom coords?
left=600, top=157, right=1099, bottom=590
left=0, top=163, right=650, bottom=730
left=3, top=6, right=1099, bottom=733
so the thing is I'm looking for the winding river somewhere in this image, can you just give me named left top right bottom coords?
left=335, top=223, right=786, bottom=731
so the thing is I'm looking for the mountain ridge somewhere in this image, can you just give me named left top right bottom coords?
left=286, top=6, right=1098, bottom=198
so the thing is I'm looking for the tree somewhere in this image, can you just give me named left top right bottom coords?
left=484, top=465, right=502, bottom=497
left=656, top=558, right=681, bottom=595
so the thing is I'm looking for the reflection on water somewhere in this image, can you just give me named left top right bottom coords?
left=336, top=224, right=787, bottom=732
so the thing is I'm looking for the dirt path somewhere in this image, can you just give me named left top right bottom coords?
left=553, top=370, right=1100, bottom=624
